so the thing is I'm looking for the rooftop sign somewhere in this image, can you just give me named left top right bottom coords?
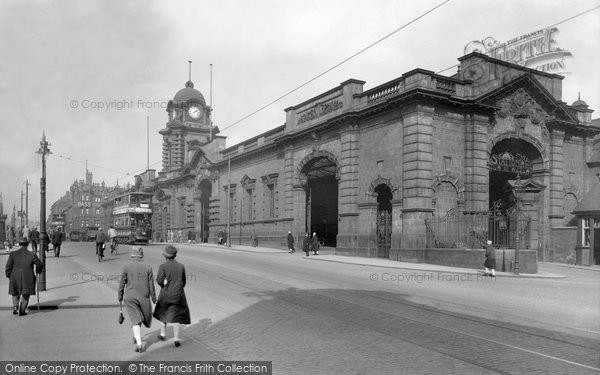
left=464, top=27, right=572, bottom=75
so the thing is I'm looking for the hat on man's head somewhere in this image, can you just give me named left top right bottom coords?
left=131, top=246, right=144, bottom=258
left=17, top=236, right=29, bottom=244
left=163, top=245, right=177, bottom=259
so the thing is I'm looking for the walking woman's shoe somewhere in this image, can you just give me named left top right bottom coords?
left=135, top=345, right=143, bottom=353
left=174, top=341, right=181, bottom=347
left=157, top=334, right=166, bottom=341
left=12, top=307, right=18, bottom=315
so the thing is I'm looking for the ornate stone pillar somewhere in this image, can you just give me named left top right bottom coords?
left=401, top=104, right=434, bottom=248
left=283, top=145, right=296, bottom=218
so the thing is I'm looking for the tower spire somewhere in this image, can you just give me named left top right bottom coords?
left=188, top=60, right=192, bottom=82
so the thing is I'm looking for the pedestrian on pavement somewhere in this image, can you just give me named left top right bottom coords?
left=6, top=225, right=15, bottom=249
left=484, top=240, right=496, bottom=277
left=95, top=228, right=107, bottom=261
left=51, top=227, right=63, bottom=257
left=22, top=225, right=30, bottom=242
left=287, top=231, right=295, bottom=253
left=153, top=245, right=190, bottom=348
left=29, top=227, right=39, bottom=253
left=178, top=229, right=183, bottom=243
left=302, top=232, right=310, bottom=257
left=311, top=232, right=320, bottom=255
left=118, top=246, right=157, bottom=353
left=5, top=236, right=44, bottom=316
left=16, top=226, right=23, bottom=239
left=251, top=231, right=258, bottom=247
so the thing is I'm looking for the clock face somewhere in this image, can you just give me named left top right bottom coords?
left=188, top=106, right=201, bottom=119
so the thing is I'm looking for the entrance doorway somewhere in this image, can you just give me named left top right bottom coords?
left=375, top=184, right=392, bottom=258
left=302, top=156, right=338, bottom=246
left=198, top=179, right=211, bottom=243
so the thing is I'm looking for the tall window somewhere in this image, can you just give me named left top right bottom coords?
left=246, top=188, right=254, bottom=220
left=267, top=184, right=275, bottom=218
left=95, top=208, right=100, bottom=215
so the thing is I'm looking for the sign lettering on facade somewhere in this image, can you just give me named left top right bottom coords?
left=464, top=27, right=572, bottom=74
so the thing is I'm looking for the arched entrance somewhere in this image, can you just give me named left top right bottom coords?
left=488, top=137, right=545, bottom=248
left=375, top=184, right=392, bottom=258
left=300, top=154, right=338, bottom=246
left=198, top=179, right=211, bottom=243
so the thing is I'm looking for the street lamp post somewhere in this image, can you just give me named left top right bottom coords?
left=36, top=132, right=51, bottom=291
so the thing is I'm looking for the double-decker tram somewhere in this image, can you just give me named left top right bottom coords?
left=112, top=191, right=153, bottom=244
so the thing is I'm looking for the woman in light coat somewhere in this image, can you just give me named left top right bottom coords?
left=118, top=246, right=156, bottom=353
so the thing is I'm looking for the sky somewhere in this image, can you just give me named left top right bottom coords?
left=1, top=0, right=599, bottom=226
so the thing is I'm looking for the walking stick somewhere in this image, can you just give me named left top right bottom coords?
left=37, top=276, right=40, bottom=311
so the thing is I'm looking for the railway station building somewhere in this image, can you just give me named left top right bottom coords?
left=150, top=52, right=599, bottom=272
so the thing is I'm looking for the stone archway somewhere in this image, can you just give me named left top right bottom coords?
left=297, top=151, right=339, bottom=246
left=197, top=179, right=211, bottom=242
left=488, top=136, right=547, bottom=250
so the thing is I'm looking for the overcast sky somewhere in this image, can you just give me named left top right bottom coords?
left=1, top=0, right=599, bottom=226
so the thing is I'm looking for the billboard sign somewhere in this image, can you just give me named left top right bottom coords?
left=464, top=27, right=572, bottom=75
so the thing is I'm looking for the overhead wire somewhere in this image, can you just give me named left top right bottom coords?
left=219, top=0, right=451, bottom=133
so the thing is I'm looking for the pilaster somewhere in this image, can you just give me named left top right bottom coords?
left=464, top=113, right=490, bottom=212
left=402, top=104, right=434, bottom=248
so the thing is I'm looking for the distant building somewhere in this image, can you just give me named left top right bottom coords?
left=50, top=170, right=121, bottom=239
left=151, top=52, right=598, bottom=270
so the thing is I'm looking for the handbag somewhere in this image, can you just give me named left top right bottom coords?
left=118, top=302, right=124, bottom=324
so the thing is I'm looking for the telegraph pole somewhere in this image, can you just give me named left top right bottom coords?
left=227, top=157, right=231, bottom=247
left=20, top=191, right=24, bottom=227
left=36, top=132, right=51, bottom=291
left=25, top=179, right=30, bottom=227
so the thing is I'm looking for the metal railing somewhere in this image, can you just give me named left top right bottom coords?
left=425, top=209, right=531, bottom=249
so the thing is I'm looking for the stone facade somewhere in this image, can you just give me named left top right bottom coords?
left=150, top=52, right=598, bottom=272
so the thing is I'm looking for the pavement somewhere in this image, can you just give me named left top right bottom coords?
left=1, top=241, right=598, bottom=361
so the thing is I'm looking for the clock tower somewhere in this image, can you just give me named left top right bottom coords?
left=159, top=63, right=216, bottom=172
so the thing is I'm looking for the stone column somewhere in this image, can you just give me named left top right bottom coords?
left=464, top=113, right=489, bottom=212
left=401, top=104, right=434, bottom=248
left=547, top=129, right=565, bottom=261
left=338, top=122, right=360, bottom=249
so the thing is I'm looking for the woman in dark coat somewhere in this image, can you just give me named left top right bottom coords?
left=311, top=232, right=320, bottom=255
left=287, top=231, right=295, bottom=253
left=302, top=233, right=310, bottom=257
left=118, top=246, right=156, bottom=353
left=484, top=240, right=496, bottom=277
left=153, top=245, right=190, bottom=347
left=5, top=236, right=44, bottom=315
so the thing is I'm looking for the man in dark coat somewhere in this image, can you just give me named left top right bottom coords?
left=51, top=227, right=63, bottom=257
left=95, top=228, right=107, bottom=261
left=5, top=236, right=44, bottom=315
left=153, top=245, right=190, bottom=348
left=287, top=231, right=295, bottom=253
left=302, top=232, right=310, bottom=257
left=29, top=227, right=40, bottom=253
left=484, top=240, right=496, bottom=277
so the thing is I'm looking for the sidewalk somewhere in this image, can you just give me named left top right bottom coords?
left=0, top=248, right=221, bottom=361
left=185, top=242, right=568, bottom=279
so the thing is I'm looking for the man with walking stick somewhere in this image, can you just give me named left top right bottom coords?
left=5, top=236, right=44, bottom=316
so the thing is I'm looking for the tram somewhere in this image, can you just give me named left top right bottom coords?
left=111, top=191, right=153, bottom=244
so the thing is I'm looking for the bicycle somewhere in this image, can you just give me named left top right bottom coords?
left=110, top=238, right=118, bottom=255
